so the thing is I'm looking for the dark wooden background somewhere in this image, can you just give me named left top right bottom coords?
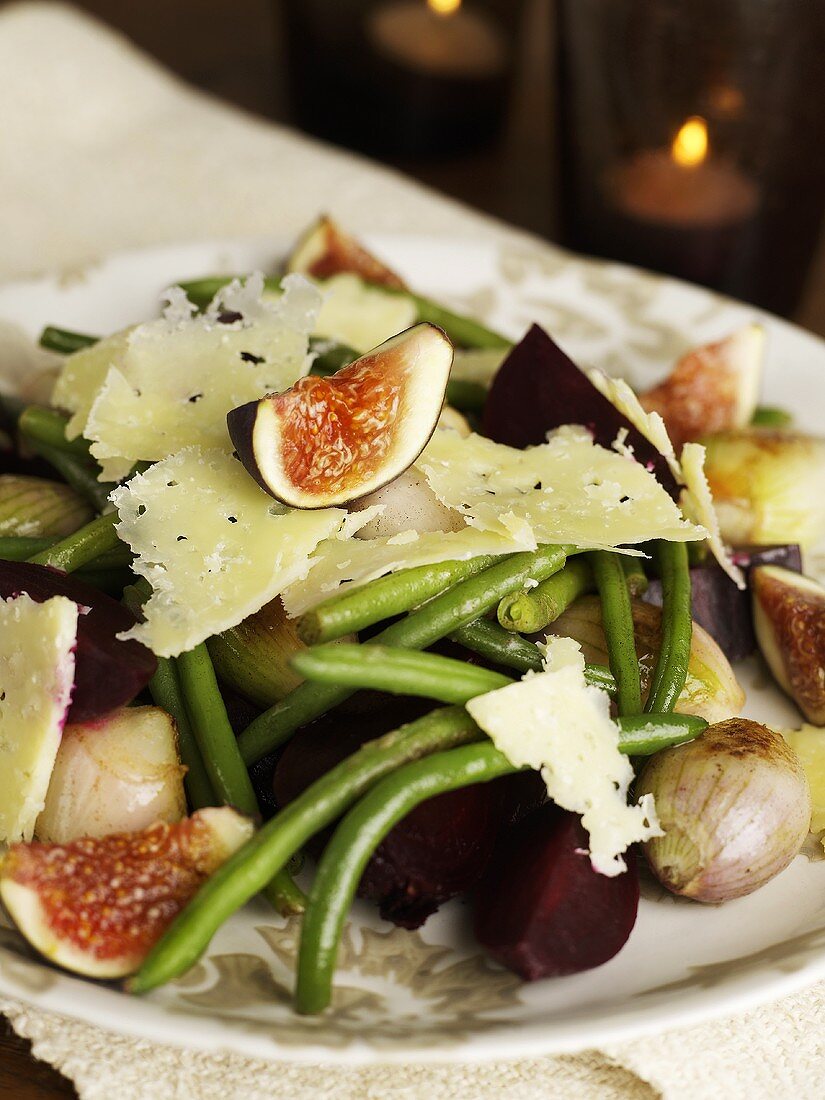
left=1, top=1, right=824, bottom=1096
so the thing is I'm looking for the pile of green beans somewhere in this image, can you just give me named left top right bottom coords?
left=129, top=707, right=481, bottom=994
left=238, top=544, right=572, bottom=763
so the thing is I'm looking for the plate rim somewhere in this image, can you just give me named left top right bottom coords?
left=1, top=233, right=824, bottom=1065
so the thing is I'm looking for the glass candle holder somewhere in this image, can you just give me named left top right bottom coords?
left=280, top=0, right=524, bottom=158
left=555, top=0, right=825, bottom=316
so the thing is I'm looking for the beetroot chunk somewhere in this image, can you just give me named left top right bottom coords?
left=645, top=544, right=803, bottom=661
left=0, top=560, right=156, bottom=722
left=474, top=806, right=640, bottom=980
left=483, top=325, right=678, bottom=495
left=273, top=705, right=504, bottom=929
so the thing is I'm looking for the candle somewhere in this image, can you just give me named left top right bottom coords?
left=603, top=117, right=760, bottom=288
left=611, top=118, right=758, bottom=227
left=369, top=0, right=507, bottom=79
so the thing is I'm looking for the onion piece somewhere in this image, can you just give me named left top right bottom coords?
left=636, top=718, right=811, bottom=902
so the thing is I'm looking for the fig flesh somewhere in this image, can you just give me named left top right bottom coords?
left=752, top=565, right=825, bottom=724
left=640, top=325, right=764, bottom=450
left=474, top=806, right=640, bottom=980
left=482, top=324, right=679, bottom=495
left=227, top=323, right=453, bottom=509
left=0, top=807, right=253, bottom=978
left=0, top=560, right=157, bottom=722
left=286, top=215, right=407, bottom=290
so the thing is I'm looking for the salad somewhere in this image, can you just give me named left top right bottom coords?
left=0, top=216, right=823, bottom=1017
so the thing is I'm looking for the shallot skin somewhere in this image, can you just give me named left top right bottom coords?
left=636, top=718, right=811, bottom=903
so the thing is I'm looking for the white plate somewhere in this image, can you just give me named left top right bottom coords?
left=1, top=236, right=824, bottom=1065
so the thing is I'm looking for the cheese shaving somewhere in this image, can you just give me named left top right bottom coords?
left=466, top=637, right=661, bottom=876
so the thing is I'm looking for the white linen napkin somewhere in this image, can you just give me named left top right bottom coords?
left=0, top=4, right=823, bottom=1097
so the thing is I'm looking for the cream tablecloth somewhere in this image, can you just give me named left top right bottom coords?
left=0, top=4, right=823, bottom=1097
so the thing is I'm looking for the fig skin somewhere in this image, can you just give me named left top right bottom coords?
left=752, top=565, right=825, bottom=724
left=0, top=560, right=156, bottom=722
left=474, top=806, right=640, bottom=980
left=273, top=703, right=506, bottom=929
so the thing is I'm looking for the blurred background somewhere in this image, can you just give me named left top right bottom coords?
left=9, top=0, right=825, bottom=327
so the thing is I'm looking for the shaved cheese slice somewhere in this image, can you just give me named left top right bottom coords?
left=681, top=442, right=745, bottom=588
left=466, top=637, right=661, bottom=876
left=281, top=525, right=530, bottom=618
left=112, top=447, right=344, bottom=656
left=52, top=329, right=132, bottom=440
left=309, top=273, right=418, bottom=353
left=0, top=594, right=78, bottom=843
left=53, top=274, right=321, bottom=477
left=417, top=427, right=703, bottom=551
left=588, top=369, right=682, bottom=480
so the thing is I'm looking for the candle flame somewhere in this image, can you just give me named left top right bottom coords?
left=671, top=116, right=709, bottom=168
left=427, top=0, right=462, bottom=15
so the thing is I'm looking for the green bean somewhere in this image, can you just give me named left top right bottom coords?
left=645, top=541, right=692, bottom=714
left=614, top=713, right=706, bottom=755
left=0, top=534, right=131, bottom=568
left=588, top=550, right=642, bottom=716
left=128, top=706, right=479, bottom=994
left=293, top=644, right=511, bottom=703
left=404, top=291, right=511, bottom=350
left=444, top=379, right=487, bottom=414
left=27, top=512, right=121, bottom=573
left=175, top=644, right=303, bottom=915
left=619, top=555, right=649, bottom=597
left=176, top=275, right=511, bottom=351
left=453, top=619, right=618, bottom=696
left=238, top=544, right=571, bottom=764
left=147, top=656, right=215, bottom=811
left=751, top=405, right=793, bottom=428
left=497, top=558, right=593, bottom=634
left=296, top=742, right=516, bottom=1014
left=39, top=326, right=98, bottom=355
left=298, top=555, right=498, bottom=645
left=18, top=406, right=89, bottom=457
left=451, top=617, right=544, bottom=673
left=294, top=643, right=692, bottom=752
left=308, top=337, right=358, bottom=376
left=175, top=645, right=259, bottom=814
left=26, top=439, right=114, bottom=512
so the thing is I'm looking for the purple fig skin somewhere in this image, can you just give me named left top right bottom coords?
left=645, top=545, right=802, bottom=662
left=0, top=560, right=157, bottom=722
left=273, top=703, right=506, bottom=929
left=474, top=806, right=640, bottom=980
left=226, top=399, right=272, bottom=497
left=482, top=325, right=679, bottom=496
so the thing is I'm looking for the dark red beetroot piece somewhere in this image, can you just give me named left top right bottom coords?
left=0, top=560, right=156, bottom=722
left=273, top=703, right=506, bottom=929
left=644, top=544, right=802, bottom=662
left=482, top=325, right=679, bottom=496
left=474, top=805, right=640, bottom=980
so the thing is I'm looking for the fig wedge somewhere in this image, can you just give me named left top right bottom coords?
left=227, top=323, right=453, bottom=509
left=0, top=807, right=253, bottom=979
left=286, top=215, right=407, bottom=290
left=474, top=806, right=639, bottom=980
left=752, top=565, right=825, bottom=724
left=640, top=325, right=764, bottom=450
